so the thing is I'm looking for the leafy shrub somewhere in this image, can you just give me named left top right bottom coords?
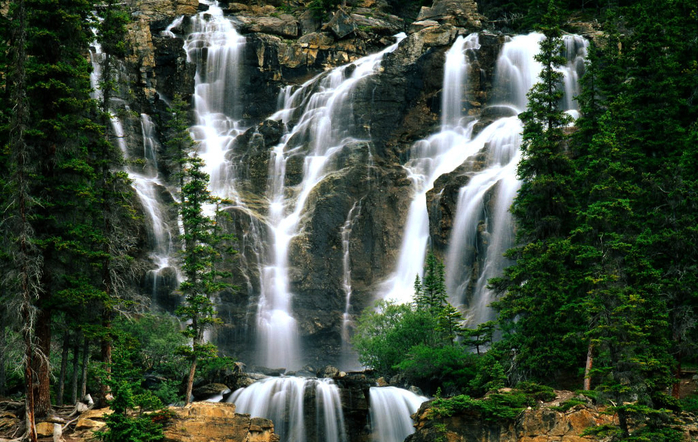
left=681, top=395, right=698, bottom=414
left=395, top=344, right=477, bottom=396
left=352, top=300, right=438, bottom=376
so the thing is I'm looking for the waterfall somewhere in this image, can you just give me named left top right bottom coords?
left=229, top=377, right=347, bottom=442
left=89, top=28, right=179, bottom=303
left=381, top=33, right=481, bottom=303
left=383, top=32, right=587, bottom=326
left=256, top=33, right=406, bottom=369
left=369, top=387, right=427, bottom=442
left=444, top=33, right=587, bottom=325
left=184, top=0, right=246, bottom=200
left=341, top=201, right=363, bottom=370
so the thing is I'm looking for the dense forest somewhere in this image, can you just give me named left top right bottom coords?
left=0, top=0, right=697, bottom=441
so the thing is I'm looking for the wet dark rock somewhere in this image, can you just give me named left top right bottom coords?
left=324, top=8, right=358, bottom=39
left=317, top=365, right=340, bottom=378
left=192, top=383, right=231, bottom=401
left=415, top=0, right=482, bottom=29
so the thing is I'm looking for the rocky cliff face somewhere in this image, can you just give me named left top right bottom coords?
left=113, top=0, right=512, bottom=368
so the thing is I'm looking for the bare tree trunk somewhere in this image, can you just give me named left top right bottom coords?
left=57, top=331, right=70, bottom=406
left=33, top=307, right=52, bottom=418
left=0, top=324, right=6, bottom=397
left=100, top=311, right=112, bottom=407
left=81, top=337, right=90, bottom=400
left=672, top=354, right=682, bottom=399
left=583, top=342, right=593, bottom=391
left=71, top=333, right=80, bottom=405
left=10, top=0, right=37, bottom=437
left=185, top=357, right=197, bottom=406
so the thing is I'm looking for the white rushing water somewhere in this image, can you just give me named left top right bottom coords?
left=184, top=0, right=246, bottom=200
left=369, top=387, right=427, bottom=442
left=229, top=377, right=347, bottom=442
left=256, top=33, right=406, bottom=369
left=89, top=29, right=179, bottom=300
left=381, top=33, right=481, bottom=303
left=384, top=32, right=587, bottom=325
left=341, top=201, right=363, bottom=370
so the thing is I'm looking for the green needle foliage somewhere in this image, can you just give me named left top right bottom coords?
left=165, top=97, right=235, bottom=405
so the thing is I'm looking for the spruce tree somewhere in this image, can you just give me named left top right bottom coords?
left=90, top=0, right=138, bottom=405
left=491, top=2, right=588, bottom=383
left=165, top=98, right=234, bottom=405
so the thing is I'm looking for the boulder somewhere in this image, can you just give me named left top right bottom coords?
left=163, top=402, right=279, bottom=442
left=324, top=8, right=358, bottom=39
left=193, top=383, right=231, bottom=401
left=317, top=365, right=340, bottom=378
left=416, top=0, right=482, bottom=29
left=407, top=394, right=619, bottom=442
left=236, top=15, right=300, bottom=39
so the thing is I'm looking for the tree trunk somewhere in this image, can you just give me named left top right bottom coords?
left=33, top=307, right=52, bottom=418
left=100, top=310, right=112, bottom=406
left=583, top=342, right=593, bottom=390
left=10, top=0, right=37, bottom=437
left=185, top=357, right=197, bottom=406
left=0, top=324, right=6, bottom=397
left=71, top=333, right=80, bottom=405
left=81, top=337, right=90, bottom=400
left=672, top=355, right=682, bottom=399
left=57, top=331, right=70, bottom=406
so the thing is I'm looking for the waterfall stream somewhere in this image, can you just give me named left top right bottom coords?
left=385, top=32, right=587, bottom=326
left=89, top=29, right=180, bottom=303
left=229, top=377, right=347, bottom=442
left=147, top=7, right=592, bottom=441
left=369, top=387, right=427, bottom=442
left=256, top=33, right=406, bottom=369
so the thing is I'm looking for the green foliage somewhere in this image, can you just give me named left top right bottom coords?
left=461, top=321, right=495, bottom=355
left=550, top=398, right=587, bottom=412
left=395, top=344, right=477, bottom=395
left=353, top=300, right=437, bottom=376
left=515, top=381, right=556, bottom=402
left=114, top=314, right=188, bottom=378
left=95, top=380, right=164, bottom=442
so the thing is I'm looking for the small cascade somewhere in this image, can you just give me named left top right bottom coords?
left=369, top=387, right=427, bottom=442
left=341, top=201, right=363, bottom=370
left=229, top=377, right=347, bottom=442
left=257, top=34, right=406, bottom=368
left=382, top=33, right=481, bottom=303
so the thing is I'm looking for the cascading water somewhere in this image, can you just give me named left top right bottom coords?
left=184, top=0, right=246, bottom=199
left=89, top=28, right=179, bottom=302
left=442, top=32, right=587, bottom=325
left=381, top=33, right=481, bottom=304
left=229, top=377, right=347, bottom=442
left=257, top=33, right=406, bottom=369
left=369, top=387, right=427, bottom=442
left=341, top=201, right=363, bottom=370
left=384, top=32, right=586, bottom=327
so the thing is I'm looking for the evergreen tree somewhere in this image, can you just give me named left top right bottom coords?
left=90, top=0, right=138, bottom=405
left=491, top=2, right=588, bottom=383
left=165, top=97, right=234, bottom=405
